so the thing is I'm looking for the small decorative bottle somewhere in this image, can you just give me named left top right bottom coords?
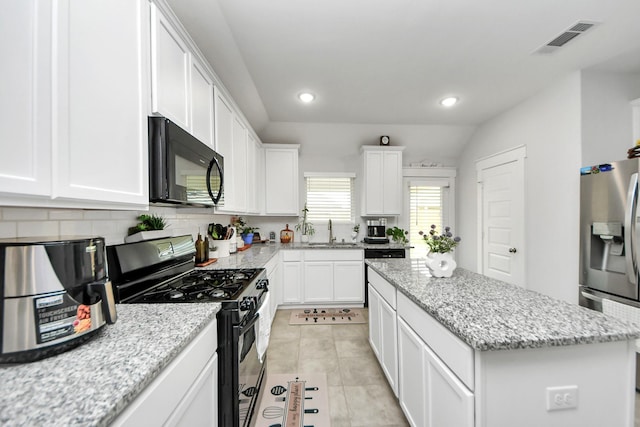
left=195, top=232, right=206, bottom=263
left=280, top=224, right=294, bottom=243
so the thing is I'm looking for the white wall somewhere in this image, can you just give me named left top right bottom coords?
left=581, top=70, right=640, bottom=166
left=457, top=72, right=582, bottom=303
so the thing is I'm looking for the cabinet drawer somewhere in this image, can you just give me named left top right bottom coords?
left=303, top=249, right=363, bottom=261
left=397, top=292, right=474, bottom=390
left=368, top=268, right=396, bottom=309
left=281, top=250, right=302, bottom=261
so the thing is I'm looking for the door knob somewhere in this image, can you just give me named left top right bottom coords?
left=509, top=247, right=517, bottom=253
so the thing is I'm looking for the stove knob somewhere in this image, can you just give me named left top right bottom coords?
left=240, top=296, right=256, bottom=311
left=256, top=279, right=268, bottom=290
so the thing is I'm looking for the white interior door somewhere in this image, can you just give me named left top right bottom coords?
left=476, top=146, right=526, bottom=287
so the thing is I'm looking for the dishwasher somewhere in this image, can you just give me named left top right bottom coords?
left=364, top=247, right=406, bottom=306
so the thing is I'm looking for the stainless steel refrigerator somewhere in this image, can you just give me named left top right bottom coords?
left=579, top=158, right=640, bottom=307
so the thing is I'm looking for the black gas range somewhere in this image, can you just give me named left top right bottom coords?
left=107, top=234, right=269, bottom=427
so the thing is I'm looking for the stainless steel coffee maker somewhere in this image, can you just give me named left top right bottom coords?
left=364, top=218, right=389, bottom=244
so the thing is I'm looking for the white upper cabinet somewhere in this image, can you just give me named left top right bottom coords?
left=190, top=58, right=215, bottom=148
left=150, top=5, right=189, bottom=130
left=264, top=144, right=300, bottom=216
left=0, top=0, right=149, bottom=209
left=361, top=146, right=405, bottom=216
left=214, top=86, right=234, bottom=211
left=231, top=115, right=247, bottom=213
left=150, top=2, right=215, bottom=148
left=246, top=133, right=261, bottom=214
left=0, top=0, right=51, bottom=197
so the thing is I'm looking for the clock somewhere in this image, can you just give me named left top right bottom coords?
left=380, top=135, right=390, bottom=146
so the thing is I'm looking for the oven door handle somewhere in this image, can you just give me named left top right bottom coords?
left=236, top=313, right=260, bottom=335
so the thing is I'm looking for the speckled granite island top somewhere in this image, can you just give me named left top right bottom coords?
left=366, top=258, right=640, bottom=351
left=0, top=303, right=219, bottom=427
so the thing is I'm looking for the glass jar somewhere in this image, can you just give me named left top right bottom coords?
left=280, top=224, right=294, bottom=243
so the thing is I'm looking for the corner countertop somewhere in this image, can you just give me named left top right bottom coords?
left=0, top=303, right=220, bottom=427
left=366, top=258, right=640, bottom=352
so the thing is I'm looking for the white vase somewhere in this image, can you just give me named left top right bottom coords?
left=425, top=252, right=457, bottom=278
left=351, top=232, right=358, bottom=243
left=300, top=234, right=309, bottom=243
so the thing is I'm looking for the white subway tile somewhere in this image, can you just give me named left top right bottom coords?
left=17, top=221, right=59, bottom=237
left=49, top=209, right=84, bottom=220
left=59, top=221, right=93, bottom=237
left=0, top=222, right=17, bottom=238
left=83, top=210, right=112, bottom=220
left=91, top=221, right=119, bottom=237
left=110, top=211, right=138, bottom=220
left=3, top=208, right=48, bottom=221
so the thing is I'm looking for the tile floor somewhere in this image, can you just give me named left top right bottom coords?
left=266, top=308, right=409, bottom=427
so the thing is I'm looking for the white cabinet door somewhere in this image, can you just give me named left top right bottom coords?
left=379, top=294, right=398, bottom=395
left=361, top=147, right=404, bottom=216
left=166, top=353, right=218, bottom=427
left=246, top=133, right=259, bottom=214
left=190, top=58, right=214, bottom=148
left=282, top=262, right=303, bottom=304
left=398, top=317, right=426, bottom=427
left=231, top=116, right=247, bottom=212
left=368, top=285, right=382, bottom=359
left=0, top=0, right=51, bottom=197
left=303, top=261, right=334, bottom=303
left=54, top=0, right=149, bottom=207
left=424, top=344, right=474, bottom=427
left=264, top=145, right=299, bottom=215
left=333, top=261, right=364, bottom=303
left=364, top=151, right=384, bottom=215
left=382, top=150, right=403, bottom=215
left=150, top=4, right=189, bottom=129
left=266, top=260, right=280, bottom=319
left=214, top=86, right=234, bottom=211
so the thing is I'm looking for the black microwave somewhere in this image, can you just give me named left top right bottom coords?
left=148, top=116, right=223, bottom=207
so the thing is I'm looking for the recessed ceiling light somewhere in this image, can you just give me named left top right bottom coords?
left=298, top=92, right=315, bottom=103
left=440, top=97, right=458, bottom=107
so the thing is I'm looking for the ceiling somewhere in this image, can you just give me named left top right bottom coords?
left=166, top=0, right=640, bottom=133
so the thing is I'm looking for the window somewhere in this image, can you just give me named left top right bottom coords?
left=304, top=173, right=355, bottom=222
left=407, top=182, right=449, bottom=258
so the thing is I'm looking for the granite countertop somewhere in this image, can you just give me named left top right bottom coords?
left=0, top=303, right=220, bottom=427
left=366, top=258, right=640, bottom=352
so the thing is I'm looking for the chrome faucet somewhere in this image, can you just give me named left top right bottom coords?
left=328, top=219, right=335, bottom=243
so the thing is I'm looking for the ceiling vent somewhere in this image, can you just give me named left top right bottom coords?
left=534, top=20, right=600, bottom=54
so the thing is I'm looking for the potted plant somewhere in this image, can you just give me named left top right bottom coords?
left=124, top=214, right=169, bottom=243
left=232, top=216, right=259, bottom=245
left=295, top=203, right=315, bottom=243
left=386, top=226, right=409, bottom=245
left=419, top=225, right=461, bottom=278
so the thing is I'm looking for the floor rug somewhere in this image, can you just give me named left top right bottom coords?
left=288, top=307, right=366, bottom=325
left=253, top=373, right=330, bottom=427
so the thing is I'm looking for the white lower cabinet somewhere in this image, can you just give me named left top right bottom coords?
left=398, top=318, right=473, bottom=427
left=367, top=275, right=398, bottom=396
left=112, top=319, right=218, bottom=426
left=281, top=250, right=364, bottom=305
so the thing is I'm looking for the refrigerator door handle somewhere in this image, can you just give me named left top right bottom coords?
left=625, top=172, right=638, bottom=285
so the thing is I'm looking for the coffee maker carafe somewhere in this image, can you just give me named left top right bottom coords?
left=364, top=218, right=389, bottom=243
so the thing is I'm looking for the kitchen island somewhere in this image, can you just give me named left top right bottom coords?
left=0, top=303, right=219, bottom=426
left=366, top=258, right=640, bottom=427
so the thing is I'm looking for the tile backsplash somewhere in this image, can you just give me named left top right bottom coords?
left=0, top=206, right=228, bottom=245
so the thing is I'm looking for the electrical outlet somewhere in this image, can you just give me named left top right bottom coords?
left=546, top=385, right=578, bottom=411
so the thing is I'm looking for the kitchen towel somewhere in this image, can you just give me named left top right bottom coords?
left=602, top=298, right=640, bottom=352
left=255, top=292, right=271, bottom=363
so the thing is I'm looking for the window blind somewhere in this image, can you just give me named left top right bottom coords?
left=305, top=176, right=354, bottom=222
left=409, top=185, right=443, bottom=257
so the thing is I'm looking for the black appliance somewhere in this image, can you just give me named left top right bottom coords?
left=148, top=116, right=224, bottom=207
left=107, top=235, right=268, bottom=427
left=0, top=237, right=117, bottom=363
left=363, top=247, right=406, bottom=307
